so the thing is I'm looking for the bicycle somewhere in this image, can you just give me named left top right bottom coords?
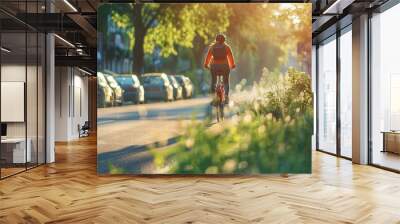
left=213, top=75, right=225, bottom=122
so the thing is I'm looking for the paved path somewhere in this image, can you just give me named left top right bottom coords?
left=97, top=97, right=212, bottom=173
left=97, top=91, right=248, bottom=174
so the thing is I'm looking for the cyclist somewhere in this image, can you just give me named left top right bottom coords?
left=204, top=34, right=236, bottom=104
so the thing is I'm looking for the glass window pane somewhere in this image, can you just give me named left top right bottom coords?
left=371, top=4, right=400, bottom=171
left=340, top=28, right=352, bottom=158
left=0, top=1, right=46, bottom=179
left=1, top=31, right=27, bottom=177
left=318, top=36, right=337, bottom=154
left=27, top=31, right=38, bottom=168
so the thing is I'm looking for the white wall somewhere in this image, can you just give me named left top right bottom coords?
left=55, top=67, right=89, bottom=141
left=1, top=65, right=27, bottom=140
left=1, top=82, right=25, bottom=122
left=71, top=72, right=89, bottom=138
left=55, top=67, right=69, bottom=141
left=1, top=64, right=26, bottom=81
left=1, top=65, right=40, bottom=137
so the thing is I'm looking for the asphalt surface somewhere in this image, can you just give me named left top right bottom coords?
left=97, top=96, right=213, bottom=174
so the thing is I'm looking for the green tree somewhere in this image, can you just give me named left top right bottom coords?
left=106, top=3, right=231, bottom=74
left=223, top=4, right=311, bottom=82
left=274, top=4, right=312, bottom=73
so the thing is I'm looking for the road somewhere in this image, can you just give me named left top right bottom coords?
left=97, top=96, right=213, bottom=174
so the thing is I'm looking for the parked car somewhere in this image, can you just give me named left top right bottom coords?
left=142, top=73, right=174, bottom=102
left=114, top=74, right=145, bottom=104
left=174, top=75, right=194, bottom=98
left=104, top=73, right=124, bottom=106
left=97, top=72, right=113, bottom=107
left=167, top=75, right=183, bottom=100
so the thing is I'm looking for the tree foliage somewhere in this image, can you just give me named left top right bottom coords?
left=110, top=3, right=230, bottom=57
left=100, top=3, right=312, bottom=75
left=146, top=4, right=231, bottom=57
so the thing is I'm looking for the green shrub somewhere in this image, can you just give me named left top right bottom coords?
left=152, top=68, right=313, bottom=174
left=247, top=67, right=312, bottom=119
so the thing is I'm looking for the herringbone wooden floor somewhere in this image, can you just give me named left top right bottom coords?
left=1, top=135, right=400, bottom=224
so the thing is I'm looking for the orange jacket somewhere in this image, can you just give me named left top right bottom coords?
left=204, top=43, right=236, bottom=69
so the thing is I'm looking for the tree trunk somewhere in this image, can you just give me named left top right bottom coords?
left=193, top=36, right=206, bottom=68
left=132, top=4, right=146, bottom=75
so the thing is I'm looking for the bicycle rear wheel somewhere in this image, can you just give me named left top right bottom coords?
left=216, top=104, right=220, bottom=122
left=219, top=104, right=224, bottom=121
left=215, top=103, right=224, bottom=122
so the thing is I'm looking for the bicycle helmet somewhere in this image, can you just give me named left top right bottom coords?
left=215, top=34, right=226, bottom=43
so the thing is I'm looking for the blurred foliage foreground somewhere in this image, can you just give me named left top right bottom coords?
left=152, top=68, right=313, bottom=174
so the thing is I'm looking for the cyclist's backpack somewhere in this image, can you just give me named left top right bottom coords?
left=212, top=44, right=227, bottom=60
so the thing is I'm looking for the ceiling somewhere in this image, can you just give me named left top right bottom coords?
left=311, top=0, right=391, bottom=43
left=0, top=0, right=396, bottom=72
left=0, top=0, right=99, bottom=73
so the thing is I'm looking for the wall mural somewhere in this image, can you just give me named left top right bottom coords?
left=97, top=3, right=312, bottom=174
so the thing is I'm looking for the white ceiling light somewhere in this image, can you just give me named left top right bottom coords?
left=63, top=0, right=78, bottom=12
left=76, top=48, right=85, bottom=55
left=323, top=0, right=355, bottom=15
left=1, top=47, right=11, bottom=53
left=78, top=67, right=93, bottom=76
left=54, top=34, right=75, bottom=48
